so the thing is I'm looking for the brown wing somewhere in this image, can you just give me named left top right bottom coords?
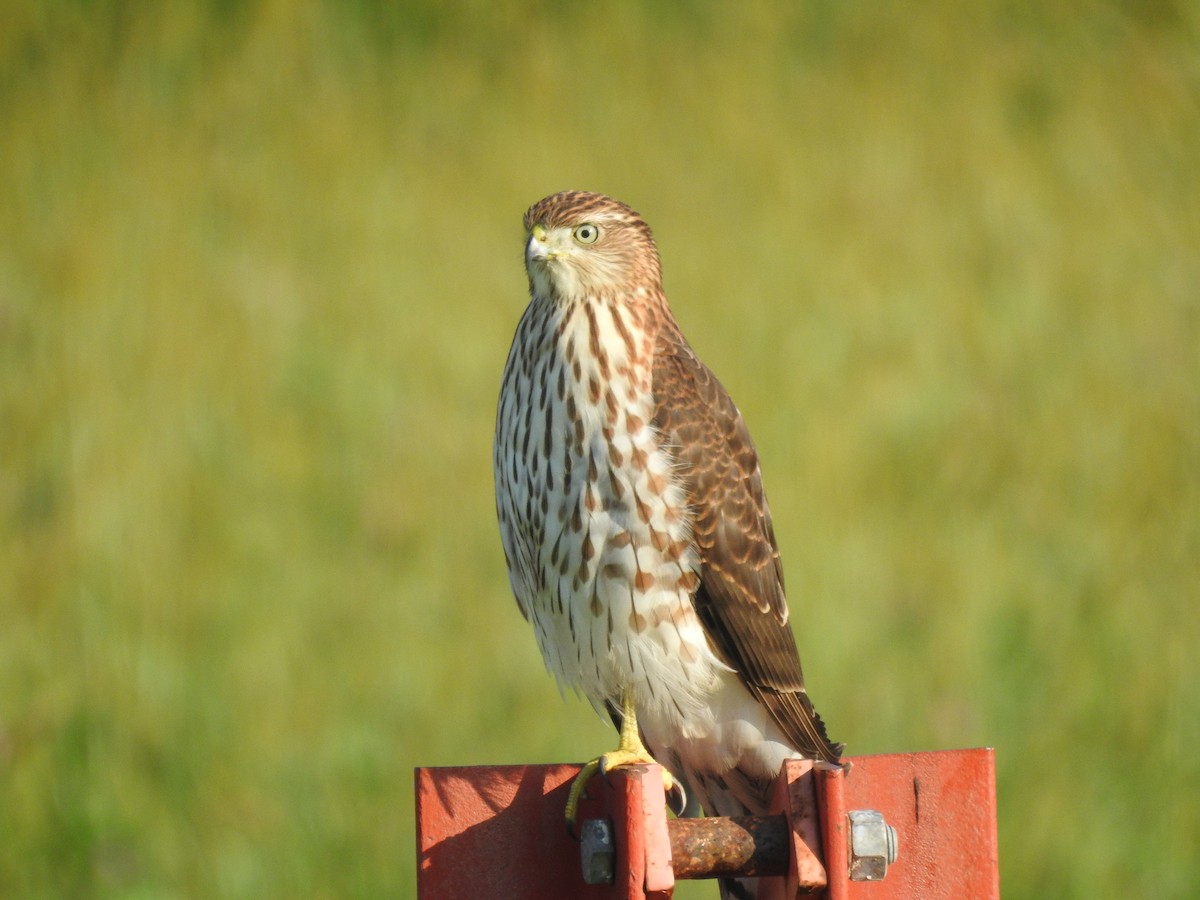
left=652, top=324, right=843, bottom=764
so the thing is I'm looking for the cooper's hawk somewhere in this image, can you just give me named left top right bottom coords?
left=494, top=191, right=843, bottom=898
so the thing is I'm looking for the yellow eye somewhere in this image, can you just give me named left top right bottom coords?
left=573, top=223, right=600, bottom=244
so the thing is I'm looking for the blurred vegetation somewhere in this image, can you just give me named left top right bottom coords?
left=2, top=0, right=1197, bottom=896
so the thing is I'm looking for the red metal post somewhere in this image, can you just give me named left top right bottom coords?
left=415, top=748, right=998, bottom=899
left=817, top=749, right=999, bottom=899
left=415, top=763, right=669, bottom=900
left=767, top=758, right=828, bottom=896
left=575, top=764, right=673, bottom=900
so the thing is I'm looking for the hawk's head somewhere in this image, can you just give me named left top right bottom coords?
left=523, top=191, right=663, bottom=301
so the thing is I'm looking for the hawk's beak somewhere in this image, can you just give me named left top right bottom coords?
left=527, top=224, right=558, bottom=263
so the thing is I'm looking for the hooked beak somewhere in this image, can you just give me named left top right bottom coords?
left=526, top=223, right=558, bottom=263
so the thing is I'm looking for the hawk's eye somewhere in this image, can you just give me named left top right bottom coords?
left=573, top=223, right=600, bottom=244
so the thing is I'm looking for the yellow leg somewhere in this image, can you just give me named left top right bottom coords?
left=564, top=689, right=680, bottom=827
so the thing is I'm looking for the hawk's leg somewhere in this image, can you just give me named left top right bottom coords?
left=564, top=689, right=685, bottom=828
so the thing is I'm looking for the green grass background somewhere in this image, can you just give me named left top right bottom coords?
left=2, top=1, right=1197, bottom=896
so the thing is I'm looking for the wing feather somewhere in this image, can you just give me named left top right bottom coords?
left=652, top=324, right=843, bottom=763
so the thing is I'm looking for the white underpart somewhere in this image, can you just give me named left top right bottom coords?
left=503, top=295, right=724, bottom=731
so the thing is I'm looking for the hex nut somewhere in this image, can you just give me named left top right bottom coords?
left=580, top=818, right=615, bottom=885
left=848, top=809, right=899, bottom=882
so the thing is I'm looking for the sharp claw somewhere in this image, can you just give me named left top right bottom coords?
left=666, top=778, right=688, bottom=817
left=565, top=758, right=600, bottom=836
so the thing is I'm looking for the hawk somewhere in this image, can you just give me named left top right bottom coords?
left=494, top=191, right=842, bottom=897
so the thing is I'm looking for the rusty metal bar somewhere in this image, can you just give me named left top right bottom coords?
left=667, top=814, right=788, bottom=879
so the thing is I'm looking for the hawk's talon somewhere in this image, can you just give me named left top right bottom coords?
left=564, top=690, right=682, bottom=830
left=564, top=757, right=602, bottom=829
left=565, top=750, right=678, bottom=827
left=666, top=778, right=688, bottom=817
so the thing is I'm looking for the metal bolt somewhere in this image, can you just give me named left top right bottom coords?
left=580, top=818, right=615, bottom=884
left=848, top=809, right=899, bottom=882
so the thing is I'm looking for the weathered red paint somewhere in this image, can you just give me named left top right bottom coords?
left=768, top=758, right=828, bottom=896
left=415, top=764, right=595, bottom=899
left=415, top=748, right=998, bottom=899
left=818, top=749, right=999, bottom=899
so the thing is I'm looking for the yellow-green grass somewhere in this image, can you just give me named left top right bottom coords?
left=2, top=2, right=1197, bottom=896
